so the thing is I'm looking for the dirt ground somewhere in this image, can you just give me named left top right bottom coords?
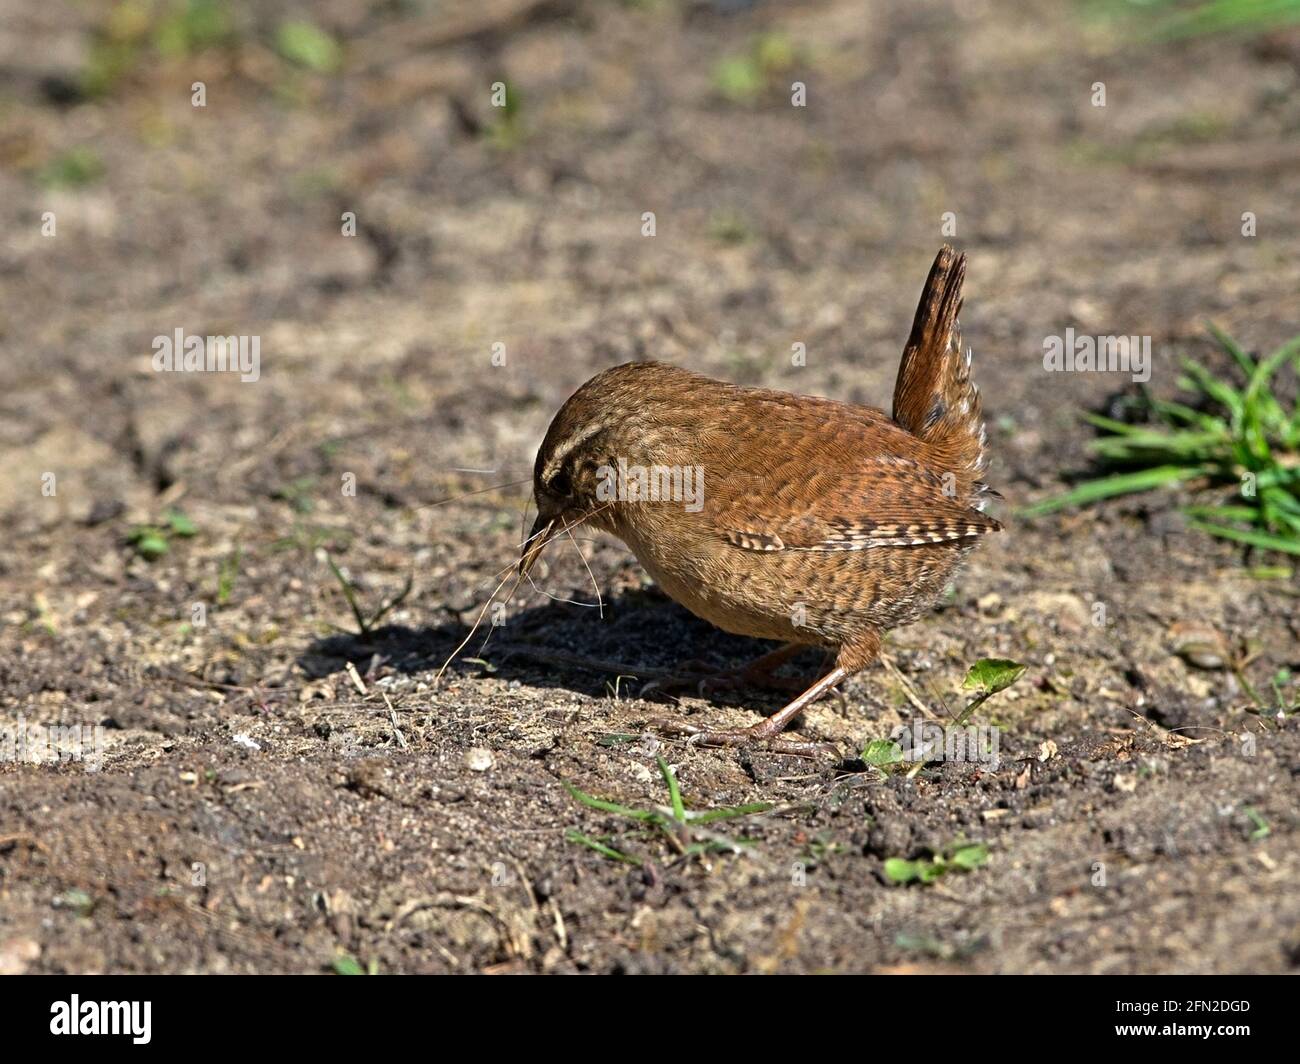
left=1, top=0, right=1297, bottom=975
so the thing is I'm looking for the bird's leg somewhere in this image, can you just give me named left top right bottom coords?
left=653, top=631, right=880, bottom=754
left=677, top=666, right=849, bottom=751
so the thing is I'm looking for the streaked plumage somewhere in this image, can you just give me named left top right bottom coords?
left=522, top=246, right=1000, bottom=747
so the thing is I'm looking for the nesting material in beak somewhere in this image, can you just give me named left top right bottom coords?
left=519, top=514, right=558, bottom=579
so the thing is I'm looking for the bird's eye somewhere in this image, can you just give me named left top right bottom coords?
left=548, top=468, right=572, bottom=498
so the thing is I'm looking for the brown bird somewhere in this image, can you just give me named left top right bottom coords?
left=520, top=246, right=1000, bottom=751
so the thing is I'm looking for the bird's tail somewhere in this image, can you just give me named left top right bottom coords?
left=891, top=246, right=988, bottom=493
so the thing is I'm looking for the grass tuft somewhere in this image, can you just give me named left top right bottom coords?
left=1109, top=0, right=1300, bottom=40
left=325, top=554, right=414, bottom=636
left=1023, top=327, right=1300, bottom=555
left=564, top=756, right=772, bottom=865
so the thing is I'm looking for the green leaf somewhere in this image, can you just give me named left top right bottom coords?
left=884, top=858, right=921, bottom=884
left=861, top=739, right=905, bottom=769
left=276, top=20, right=342, bottom=73
left=154, top=0, right=233, bottom=57
left=1181, top=504, right=1261, bottom=523
left=325, top=553, right=368, bottom=635
left=128, top=527, right=169, bottom=559
left=713, top=55, right=764, bottom=102
left=949, top=843, right=990, bottom=871
left=917, top=862, right=946, bottom=883
left=165, top=509, right=198, bottom=537
left=37, top=147, right=105, bottom=189
left=1243, top=806, right=1270, bottom=841
left=332, top=953, right=365, bottom=976
left=961, top=659, right=1027, bottom=696
left=1149, top=398, right=1227, bottom=431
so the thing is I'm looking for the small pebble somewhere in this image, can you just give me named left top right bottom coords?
left=465, top=747, right=494, bottom=772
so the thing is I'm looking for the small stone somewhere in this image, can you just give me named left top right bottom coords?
left=465, top=747, right=494, bottom=772
left=0, top=937, right=41, bottom=975
left=1167, top=621, right=1228, bottom=670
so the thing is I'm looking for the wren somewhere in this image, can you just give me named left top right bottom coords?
left=521, top=246, right=1000, bottom=750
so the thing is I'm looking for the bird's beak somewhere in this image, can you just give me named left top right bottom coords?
left=519, top=512, right=558, bottom=579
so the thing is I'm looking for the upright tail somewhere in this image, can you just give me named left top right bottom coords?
left=891, top=246, right=989, bottom=495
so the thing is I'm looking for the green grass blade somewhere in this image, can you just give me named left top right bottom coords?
left=1182, top=504, right=1260, bottom=523
left=1185, top=519, right=1300, bottom=555
left=657, top=756, right=686, bottom=824
left=1151, top=0, right=1300, bottom=40
left=1149, top=398, right=1226, bottom=431
left=1180, top=360, right=1244, bottom=422
left=565, top=830, right=641, bottom=864
left=325, top=553, right=370, bottom=635
left=1021, top=465, right=1206, bottom=517
left=563, top=782, right=658, bottom=822
left=1208, top=321, right=1258, bottom=376
left=1246, top=336, right=1300, bottom=421
left=1087, top=431, right=1225, bottom=461
left=689, top=802, right=774, bottom=824
left=1262, top=487, right=1300, bottom=516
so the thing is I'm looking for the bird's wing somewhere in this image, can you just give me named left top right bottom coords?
left=710, top=451, right=1000, bottom=553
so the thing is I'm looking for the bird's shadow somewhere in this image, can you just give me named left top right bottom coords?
left=298, top=586, right=825, bottom=707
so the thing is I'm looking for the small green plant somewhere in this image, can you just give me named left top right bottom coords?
left=564, top=757, right=772, bottom=865
left=127, top=509, right=198, bottom=560
left=216, top=548, right=241, bottom=605
left=486, top=79, right=525, bottom=149
left=325, top=554, right=413, bottom=636
left=1269, top=668, right=1296, bottom=718
left=707, top=208, right=754, bottom=245
left=957, top=658, right=1028, bottom=725
left=1024, top=327, right=1300, bottom=556
left=1242, top=805, right=1271, bottom=840
left=275, top=20, right=342, bottom=73
left=37, top=148, right=105, bottom=189
left=1098, top=0, right=1300, bottom=40
left=884, top=842, right=989, bottom=886
left=331, top=951, right=377, bottom=975
left=713, top=33, right=797, bottom=104
left=273, top=475, right=318, bottom=514
left=81, top=0, right=235, bottom=97
left=153, top=0, right=233, bottom=57
left=861, top=738, right=905, bottom=773
left=804, top=832, right=846, bottom=862
left=53, top=888, right=98, bottom=917
left=860, top=658, right=1024, bottom=777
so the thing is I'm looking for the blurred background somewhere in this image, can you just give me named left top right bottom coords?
left=0, top=0, right=1297, bottom=974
